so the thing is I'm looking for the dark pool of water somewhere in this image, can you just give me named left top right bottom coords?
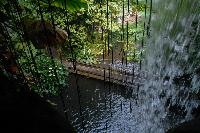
left=64, top=73, right=140, bottom=132
left=61, top=74, right=186, bottom=133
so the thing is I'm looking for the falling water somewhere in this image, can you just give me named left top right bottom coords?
left=139, top=0, right=200, bottom=132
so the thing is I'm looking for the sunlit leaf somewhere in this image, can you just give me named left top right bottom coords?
left=41, top=0, right=88, bottom=11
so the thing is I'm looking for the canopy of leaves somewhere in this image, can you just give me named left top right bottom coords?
left=40, top=0, right=88, bottom=11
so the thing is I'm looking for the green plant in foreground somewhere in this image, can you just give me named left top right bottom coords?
left=18, top=47, right=69, bottom=96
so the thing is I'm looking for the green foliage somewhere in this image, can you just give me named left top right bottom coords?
left=34, top=54, right=68, bottom=96
left=17, top=0, right=148, bottom=64
left=17, top=43, right=69, bottom=96
left=1, top=0, right=149, bottom=97
left=40, top=0, right=88, bottom=11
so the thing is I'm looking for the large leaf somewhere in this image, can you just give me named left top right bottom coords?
left=41, top=0, right=88, bottom=11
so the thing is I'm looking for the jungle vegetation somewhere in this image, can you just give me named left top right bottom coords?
left=0, top=0, right=149, bottom=96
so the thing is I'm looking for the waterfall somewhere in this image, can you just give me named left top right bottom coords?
left=138, top=0, right=200, bottom=132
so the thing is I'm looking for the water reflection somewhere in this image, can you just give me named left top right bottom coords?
left=66, top=74, right=138, bottom=132
left=64, top=74, right=183, bottom=133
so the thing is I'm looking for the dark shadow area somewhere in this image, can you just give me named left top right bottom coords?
left=0, top=71, right=75, bottom=133
left=167, top=117, right=200, bottom=133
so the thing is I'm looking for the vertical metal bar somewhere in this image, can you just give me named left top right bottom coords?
left=100, top=0, right=104, bottom=41
left=38, top=0, right=73, bottom=126
left=104, top=68, right=107, bottom=110
left=108, top=67, right=111, bottom=94
left=121, top=100, right=123, bottom=111
left=100, top=0, right=107, bottom=112
left=92, top=22, right=95, bottom=44
left=47, top=0, right=56, bottom=33
left=136, top=0, right=139, bottom=28
left=110, top=96, right=112, bottom=117
left=128, top=0, right=130, bottom=12
left=134, top=33, right=137, bottom=59
left=103, top=49, right=105, bottom=62
left=136, top=12, right=138, bottom=28
left=106, top=0, right=110, bottom=55
left=108, top=33, right=110, bottom=55
left=108, top=67, right=112, bottom=118
left=140, top=19, right=146, bottom=70
left=132, top=64, right=135, bottom=83
left=49, top=0, right=72, bottom=123
left=125, top=0, right=130, bottom=85
left=75, top=71, right=85, bottom=130
left=136, top=84, right=139, bottom=104
left=122, top=49, right=124, bottom=65
left=13, top=0, right=42, bottom=88
left=134, top=0, right=139, bottom=61
left=104, top=37, right=107, bottom=55
left=63, top=0, right=76, bottom=70
left=147, top=0, right=152, bottom=37
left=142, top=23, right=145, bottom=49
left=122, top=0, right=125, bottom=40
left=18, top=38, right=36, bottom=81
left=111, top=11, right=114, bottom=64
left=126, top=21, right=129, bottom=67
left=139, top=56, right=142, bottom=70
left=106, top=0, right=109, bottom=27
left=37, top=0, right=60, bottom=86
left=101, top=27, right=104, bottom=41
left=110, top=7, right=113, bottom=119
left=111, top=49, right=114, bottom=64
